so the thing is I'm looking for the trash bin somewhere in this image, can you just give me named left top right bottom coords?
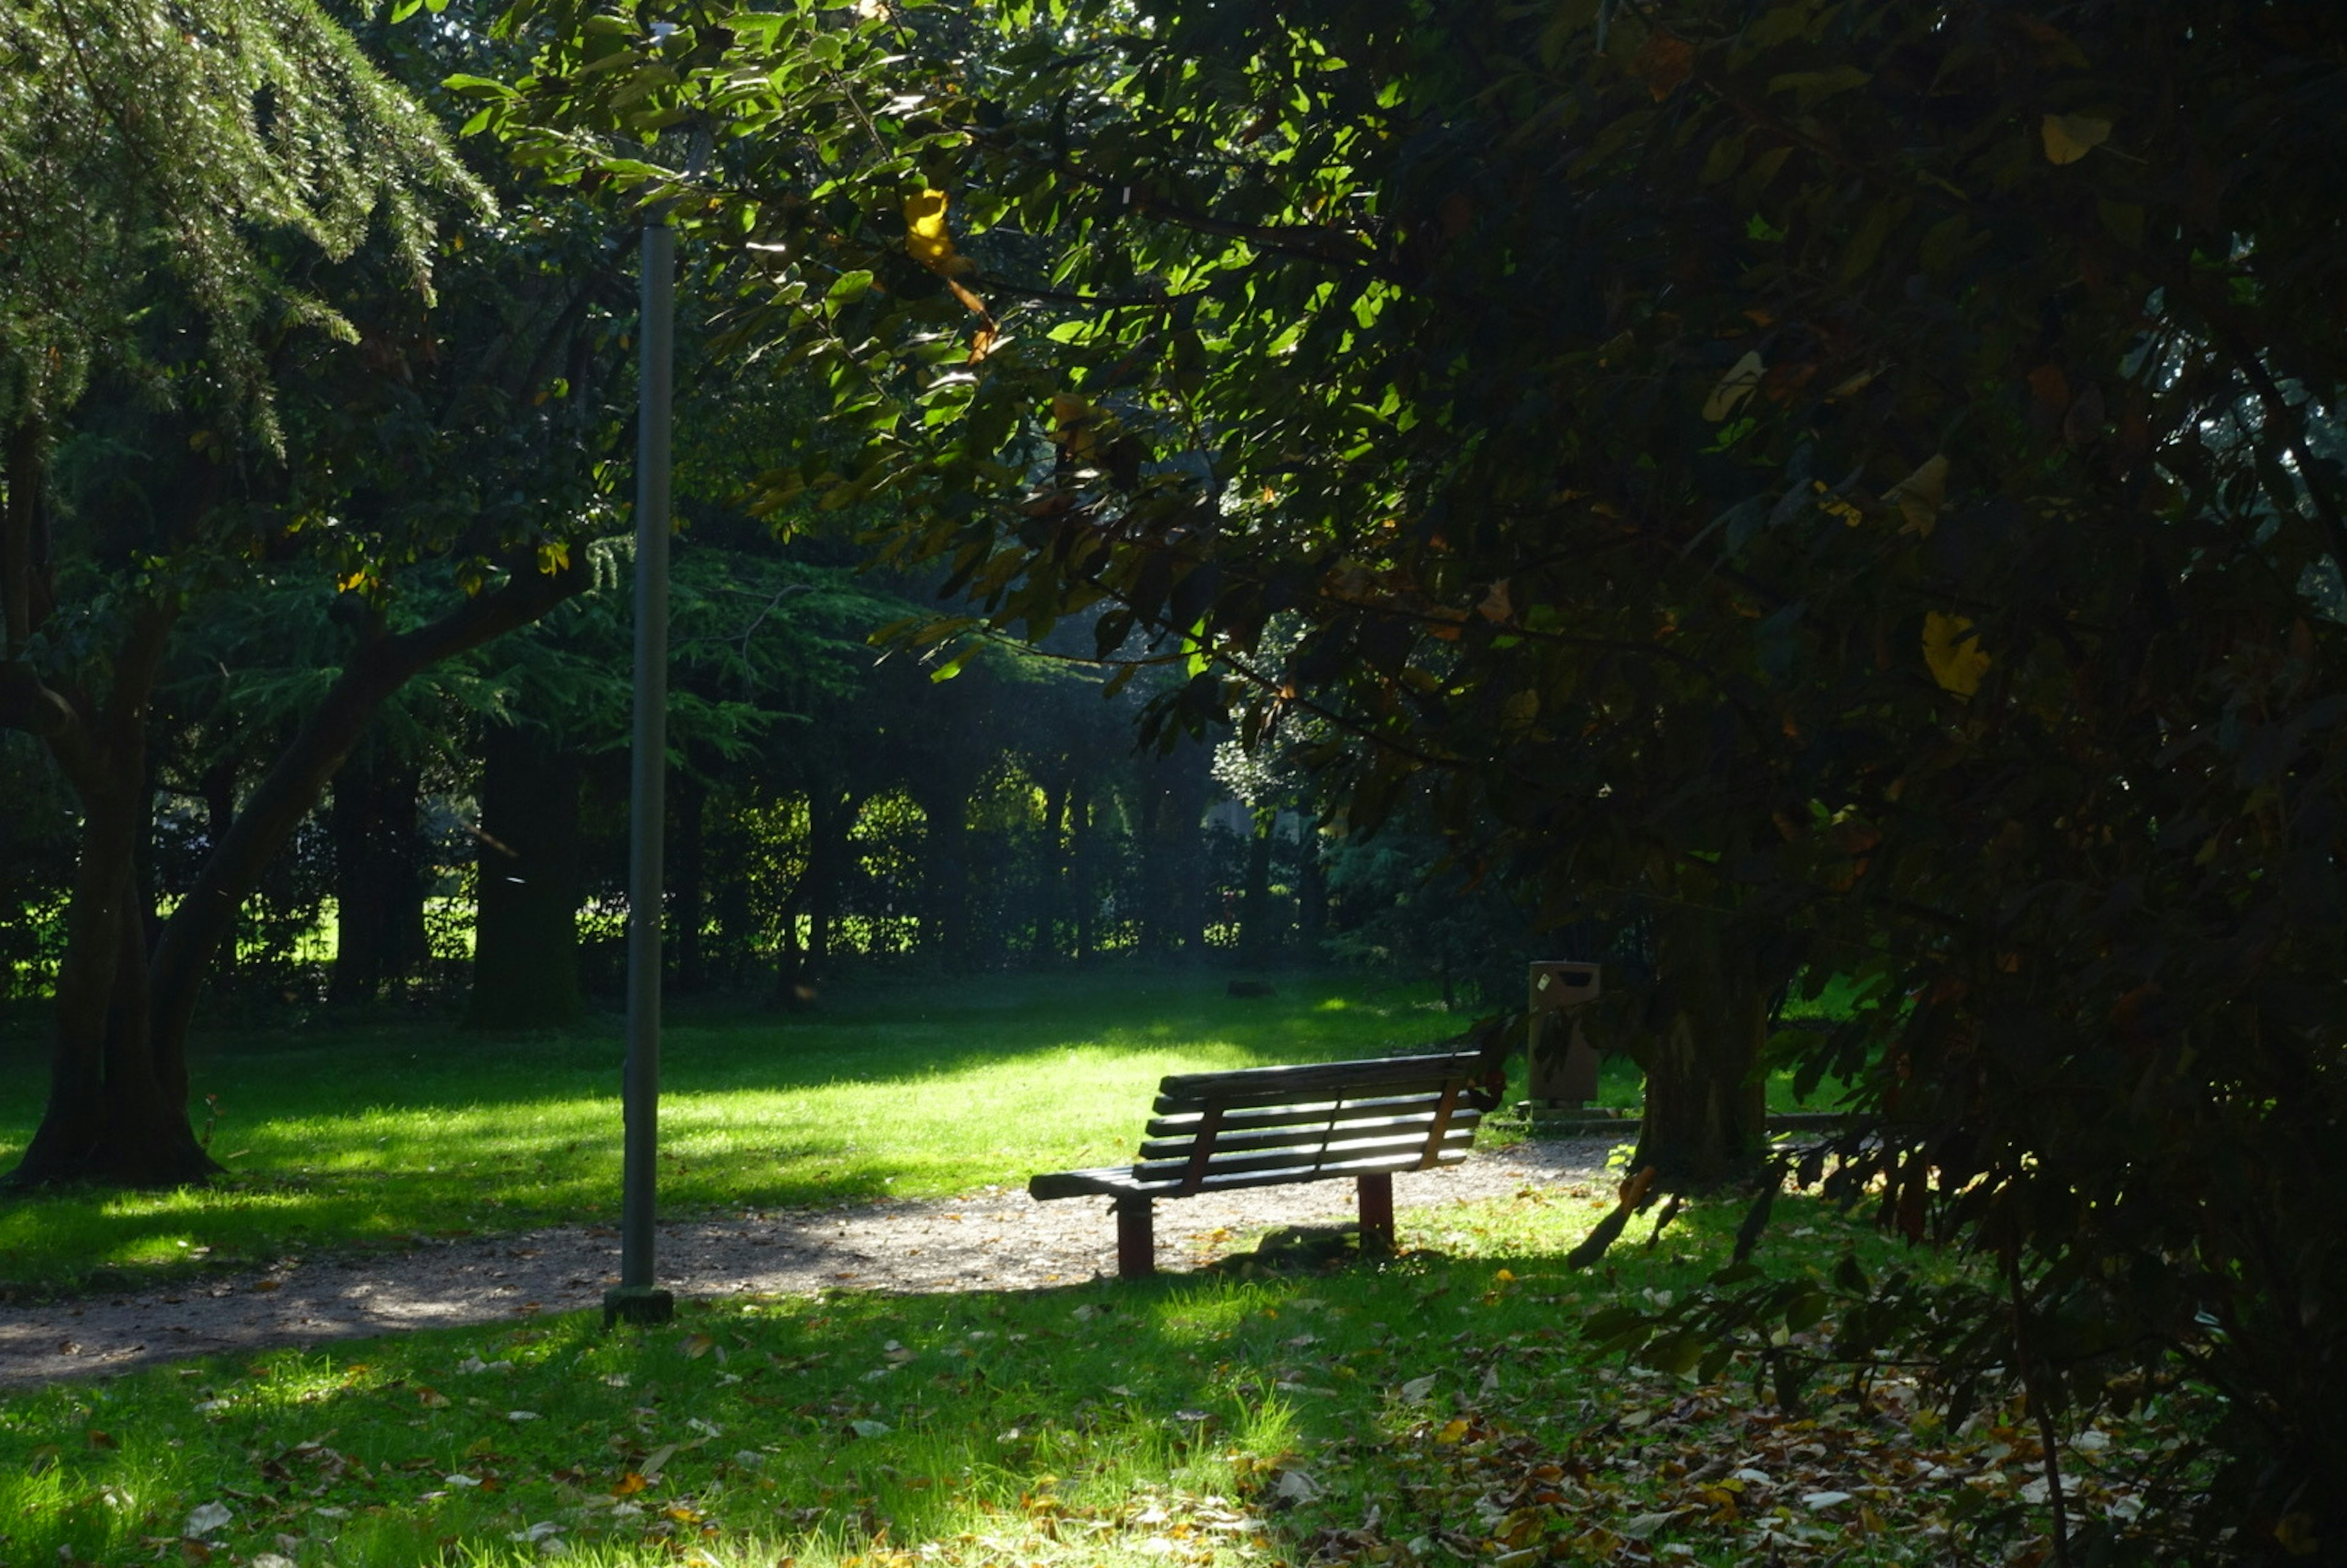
left=1525, top=961, right=1602, bottom=1108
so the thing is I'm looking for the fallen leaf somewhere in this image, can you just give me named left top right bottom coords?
left=185, top=1501, right=233, bottom=1537
left=849, top=1419, right=892, bottom=1439
left=611, top=1473, right=647, bottom=1497
left=1618, top=1510, right=1684, bottom=1541
left=1886, top=453, right=1948, bottom=533
left=681, top=1333, right=716, bottom=1359
left=1704, top=351, right=1766, bottom=422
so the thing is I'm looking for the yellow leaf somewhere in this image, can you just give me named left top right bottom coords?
left=1703, top=351, right=1764, bottom=421
left=535, top=541, right=570, bottom=576
left=2041, top=113, right=2111, bottom=166
left=1922, top=612, right=1990, bottom=697
left=1886, top=453, right=1948, bottom=533
left=1049, top=393, right=1101, bottom=458
left=612, top=1471, right=647, bottom=1497
left=337, top=570, right=369, bottom=593
left=681, top=1333, right=715, bottom=1359
left=2275, top=1511, right=2319, bottom=1556
left=1435, top=1418, right=1471, bottom=1445
left=903, top=188, right=964, bottom=273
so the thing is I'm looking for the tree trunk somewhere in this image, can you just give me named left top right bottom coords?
left=1296, top=809, right=1328, bottom=962
left=912, top=764, right=981, bottom=970
left=1037, top=770, right=1069, bottom=962
left=199, top=756, right=239, bottom=987
left=804, top=787, right=859, bottom=973
left=1142, top=746, right=1209, bottom=958
left=1628, top=904, right=1772, bottom=1188
left=468, top=722, right=584, bottom=1028
left=672, top=768, right=706, bottom=992
left=329, top=744, right=423, bottom=1004
left=1070, top=772, right=1095, bottom=962
left=4, top=535, right=590, bottom=1187
left=9, top=603, right=219, bottom=1187
left=1238, top=811, right=1277, bottom=967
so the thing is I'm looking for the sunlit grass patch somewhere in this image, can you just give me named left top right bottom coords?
left=0, top=970, right=1480, bottom=1292
left=0, top=1190, right=2168, bottom=1568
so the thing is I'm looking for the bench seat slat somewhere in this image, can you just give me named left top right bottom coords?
left=1138, top=1108, right=1482, bottom=1161
left=1029, top=1144, right=1475, bottom=1203
left=1134, top=1127, right=1477, bottom=1185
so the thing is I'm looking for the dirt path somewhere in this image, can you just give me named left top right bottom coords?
left=0, top=1140, right=1618, bottom=1389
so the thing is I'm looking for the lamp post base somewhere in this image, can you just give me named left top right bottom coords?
left=603, top=1285, right=675, bottom=1327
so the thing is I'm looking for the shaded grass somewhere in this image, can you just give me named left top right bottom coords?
left=0, top=1187, right=2148, bottom=1568
left=0, top=970, right=1477, bottom=1292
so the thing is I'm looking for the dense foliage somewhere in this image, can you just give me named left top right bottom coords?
left=477, top=0, right=2347, bottom=1553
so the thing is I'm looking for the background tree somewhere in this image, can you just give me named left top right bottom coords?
left=0, top=0, right=597, bottom=1185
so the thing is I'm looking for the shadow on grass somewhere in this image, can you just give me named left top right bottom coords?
left=1, top=1193, right=2019, bottom=1568
left=0, top=967, right=1477, bottom=1290
left=0, top=1223, right=1676, bottom=1568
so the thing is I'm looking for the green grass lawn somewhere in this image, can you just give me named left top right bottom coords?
left=0, top=970, right=1483, bottom=1292
left=0, top=1189, right=2154, bottom=1568
left=0, top=970, right=2169, bottom=1566
left=0, top=969, right=1870, bottom=1294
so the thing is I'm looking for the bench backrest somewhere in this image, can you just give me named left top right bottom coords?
left=1133, top=1050, right=1498, bottom=1195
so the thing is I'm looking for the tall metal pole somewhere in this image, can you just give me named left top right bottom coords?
left=605, top=188, right=679, bottom=1329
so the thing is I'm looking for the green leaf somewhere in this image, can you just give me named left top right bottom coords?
left=443, top=73, right=516, bottom=99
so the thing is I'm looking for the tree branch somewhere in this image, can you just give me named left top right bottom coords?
left=147, top=554, right=593, bottom=1052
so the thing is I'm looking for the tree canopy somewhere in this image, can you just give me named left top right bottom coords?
left=482, top=0, right=2347, bottom=1548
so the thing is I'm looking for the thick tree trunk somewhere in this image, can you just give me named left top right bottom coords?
left=1142, top=747, right=1209, bottom=958
left=804, top=787, right=859, bottom=973
left=9, top=604, right=219, bottom=1187
left=329, top=746, right=424, bottom=1004
left=1628, top=904, right=1772, bottom=1188
left=912, top=765, right=981, bottom=970
left=4, top=496, right=589, bottom=1185
left=468, top=722, right=584, bottom=1028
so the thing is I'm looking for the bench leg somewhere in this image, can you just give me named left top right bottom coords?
left=1357, top=1173, right=1395, bottom=1254
left=1114, top=1196, right=1156, bottom=1278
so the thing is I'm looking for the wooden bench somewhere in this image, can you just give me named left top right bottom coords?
left=1029, top=1050, right=1505, bottom=1277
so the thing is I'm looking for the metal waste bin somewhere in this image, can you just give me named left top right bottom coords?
left=1526, top=961, right=1602, bottom=1107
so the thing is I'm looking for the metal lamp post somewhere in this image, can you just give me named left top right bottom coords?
left=604, top=145, right=691, bottom=1330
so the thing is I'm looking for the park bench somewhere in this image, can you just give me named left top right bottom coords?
left=1029, top=1050, right=1505, bottom=1278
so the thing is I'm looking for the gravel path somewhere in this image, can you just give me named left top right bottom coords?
left=0, top=1140, right=1618, bottom=1389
